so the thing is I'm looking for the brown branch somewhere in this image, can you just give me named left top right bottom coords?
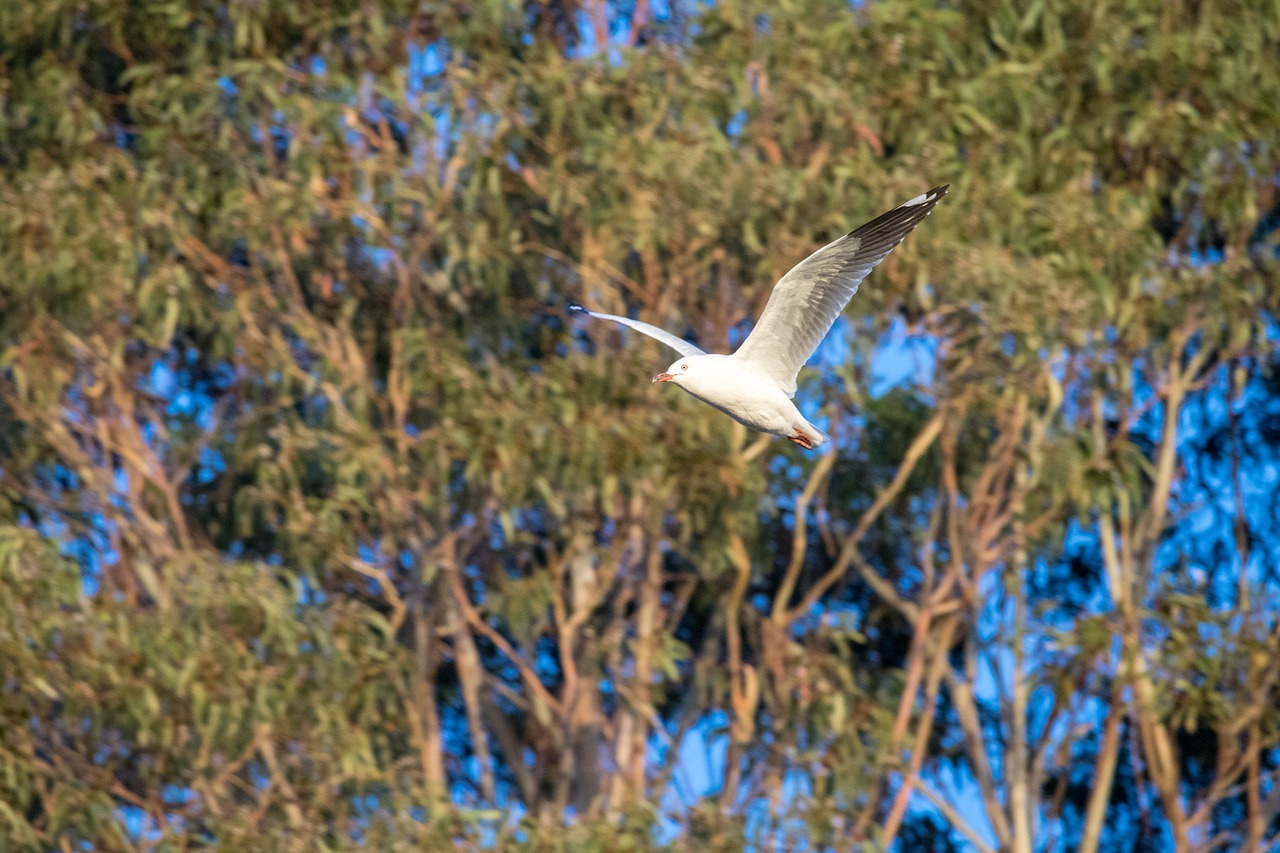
left=257, top=723, right=304, bottom=829
left=1247, top=721, right=1263, bottom=851
left=784, top=411, right=945, bottom=622
left=1114, top=333, right=1206, bottom=848
left=916, top=781, right=997, bottom=853
left=946, top=665, right=1013, bottom=847
left=1079, top=684, right=1124, bottom=853
left=480, top=687, right=538, bottom=806
left=349, top=557, right=407, bottom=634
left=614, top=537, right=664, bottom=808
left=879, top=616, right=960, bottom=848
left=520, top=240, right=648, bottom=303
left=851, top=543, right=919, bottom=620
left=405, top=590, right=447, bottom=806
left=446, top=592, right=496, bottom=802
left=1186, top=721, right=1261, bottom=831
left=1009, top=443, right=1034, bottom=853
left=1136, top=331, right=1207, bottom=556
left=740, top=432, right=773, bottom=463
left=547, top=550, right=580, bottom=714
left=625, top=0, right=649, bottom=46
left=1227, top=359, right=1252, bottom=609
left=445, top=558, right=563, bottom=718
left=725, top=531, right=757, bottom=744
left=771, top=452, right=836, bottom=622
left=721, top=531, right=759, bottom=813
left=586, top=0, right=610, bottom=53
left=891, top=503, right=948, bottom=746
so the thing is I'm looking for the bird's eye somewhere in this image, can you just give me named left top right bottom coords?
left=681, top=364, right=688, bottom=371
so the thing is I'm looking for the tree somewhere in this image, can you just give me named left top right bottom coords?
left=2, top=0, right=1279, bottom=849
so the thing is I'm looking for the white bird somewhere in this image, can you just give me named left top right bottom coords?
left=569, top=185, right=948, bottom=450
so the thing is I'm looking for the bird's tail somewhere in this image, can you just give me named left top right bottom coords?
left=800, top=421, right=830, bottom=449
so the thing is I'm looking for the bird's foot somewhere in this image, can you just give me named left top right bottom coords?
left=787, top=429, right=814, bottom=450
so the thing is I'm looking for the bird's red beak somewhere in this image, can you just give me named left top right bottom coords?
left=652, top=373, right=675, bottom=383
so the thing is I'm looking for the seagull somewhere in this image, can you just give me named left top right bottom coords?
left=569, top=185, right=948, bottom=450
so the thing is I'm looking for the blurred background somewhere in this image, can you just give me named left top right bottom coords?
left=2, top=0, right=1280, bottom=850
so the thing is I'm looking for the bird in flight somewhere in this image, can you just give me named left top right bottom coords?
left=569, top=185, right=948, bottom=450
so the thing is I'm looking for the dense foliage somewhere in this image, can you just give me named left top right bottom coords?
left=2, top=0, right=1280, bottom=849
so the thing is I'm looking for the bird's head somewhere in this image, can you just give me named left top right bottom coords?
left=653, top=355, right=708, bottom=387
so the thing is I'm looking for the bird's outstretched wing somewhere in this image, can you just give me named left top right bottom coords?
left=731, top=185, right=948, bottom=397
left=567, top=304, right=705, bottom=359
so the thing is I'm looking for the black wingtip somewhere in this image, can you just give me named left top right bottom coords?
left=896, top=185, right=950, bottom=211
left=845, top=184, right=950, bottom=242
left=567, top=303, right=587, bottom=314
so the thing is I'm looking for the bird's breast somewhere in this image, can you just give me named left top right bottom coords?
left=680, top=367, right=797, bottom=434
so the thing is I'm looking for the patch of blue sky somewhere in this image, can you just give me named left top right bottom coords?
left=146, top=359, right=176, bottom=398
left=295, top=573, right=327, bottom=606
left=362, top=245, right=397, bottom=271
left=565, top=9, right=624, bottom=59
left=743, top=769, right=813, bottom=848
left=357, top=70, right=378, bottom=114
left=408, top=41, right=445, bottom=86
left=406, top=126, right=432, bottom=175
left=907, top=768, right=1000, bottom=849
left=1185, top=246, right=1226, bottom=267
left=119, top=804, right=166, bottom=845
left=654, top=716, right=730, bottom=843
left=428, top=106, right=452, bottom=167
left=1027, top=680, right=1064, bottom=745
left=71, top=548, right=100, bottom=597
left=472, top=109, right=499, bottom=147
left=1166, top=368, right=1280, bottom=603
left=570, top=10, right=603, bottom=59
left=447, top=778, right=476, bottom=808
left=163, top=785, right=196, bottom=806
left=1262, top=313, right=1280, bottom=342
left=533, top=643, right=562, bottom=683
left=856, top=316, right=939, bottom=398
left=1047, top=528, right=1115, bottom=621
left=565, top=4, right=651, bottom=61
left=487, top=518, right=510, bottom=553
left=725, top=109, right=747, bottom=138
left=197, top=447, right=225, bottom=486
left=344, top=119, right=365, bottom=151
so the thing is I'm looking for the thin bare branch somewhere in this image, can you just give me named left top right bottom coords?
left=785, top=411, right=945, bottom=622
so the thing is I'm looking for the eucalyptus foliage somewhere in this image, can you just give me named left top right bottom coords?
left=2, top=0, right=1280, bottom=850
